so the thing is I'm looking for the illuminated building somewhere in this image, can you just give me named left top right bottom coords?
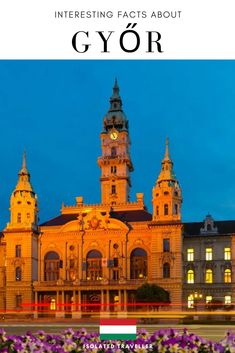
left=0, top=80, right=233, bottom=317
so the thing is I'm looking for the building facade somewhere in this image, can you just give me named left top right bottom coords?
left=0, top=80, right=234, bottom=317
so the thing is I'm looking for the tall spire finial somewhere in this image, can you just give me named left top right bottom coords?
left=164, top=136, right=170, bottom=159
left=19, top=150, right=29, bottom=175
left=22, top=150, right=26, bottom=169
left=112, top=78, right=120, bottom=97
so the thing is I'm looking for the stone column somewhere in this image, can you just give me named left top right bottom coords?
left=72, top=290, right=82, bottom=319
left=33, top=291, right=38, bottom=319
left=56, top=290, right=65, bottom=318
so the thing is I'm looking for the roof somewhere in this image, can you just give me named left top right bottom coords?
left=40, top=209, right=152, bottom=227
left=183, top=220, right=235, bottom=236
left=40, top=214, right=78, bottom=226
left=110, top=210, right=152, bottom=222
left=40, top=212, right=235, bottom=235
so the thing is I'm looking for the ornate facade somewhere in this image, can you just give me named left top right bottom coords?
left=0, top=80, right=234, bottom=317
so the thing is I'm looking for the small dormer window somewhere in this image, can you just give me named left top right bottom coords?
left=200, top=214, right=218, bottom=235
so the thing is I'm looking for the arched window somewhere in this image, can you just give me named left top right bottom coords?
left=187, top=270, right=194, bottom=284
left=130, top=248, right=147, bottom=279
left=205, top=269, right=213, bottom=283
left=16, top=267, right=22, bottom=281
left=164, top=204, right=168, bottom=216
left=111, top=147, right=116, bottom=157
left=224, top=269, right=231, bottom=283
left=163, top=263, right=170, bottom=278
left=44, top=251, right=60, bottom=281
left=86, top=250, right=102, bottom=281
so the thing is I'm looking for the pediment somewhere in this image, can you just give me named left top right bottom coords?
left=60, top=209, right=128, bottom=232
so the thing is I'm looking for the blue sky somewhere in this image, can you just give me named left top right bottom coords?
left=0, top=60, right=234, bottom=227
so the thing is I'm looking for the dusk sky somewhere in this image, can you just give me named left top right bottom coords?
left=0, top=60, right=235, bottom=228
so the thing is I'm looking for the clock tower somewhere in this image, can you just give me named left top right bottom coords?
left=98, top=79, right=133, bottom=205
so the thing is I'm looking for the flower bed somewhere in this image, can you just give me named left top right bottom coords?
left=0, top=327, right=234, bottom=353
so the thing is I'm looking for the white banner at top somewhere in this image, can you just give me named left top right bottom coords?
left=0, top=0, right=234, bottom=59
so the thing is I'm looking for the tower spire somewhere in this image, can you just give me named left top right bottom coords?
left=20, top=150, right=28, bottom=174
left=157, top=138, right=176, bottom=183
left=103, top=79, right=128, bottom=132
left=99, top=81, right=133, bottom=205
left=7, top=153, right=38, bottom=229
left=16, top=151, right=32, bottom=192
left=152, top=138, right=182, bottom=221
left=112, top=78, right=120, bottom=98
left=164, top=137, right=170, bottom=160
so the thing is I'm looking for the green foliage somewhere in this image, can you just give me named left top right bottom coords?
left=136, top=283, right=170, bottom=304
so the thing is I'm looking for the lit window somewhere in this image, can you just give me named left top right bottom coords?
left=224, top=248, right=231, bottom=260
left=163, top=239, right=170, bottom=252
left=206, top=295, right=212, bottom=304
left=187, top=295, right=194, bottom=308
left=224, top=269, right=232, bottom=283
left=111, top=185, right=116, bottom=194
left=187, top=249, right=194, bottom=262
left=225, top=295, right=232, bottom=305
left=164, top=204, right=168, bottom=216
left=17, top=213, right=21, bottom=223
left=205, top=269, right=213, bottom=283
left=50, top=298, right=56, bottom=310
left=15, top=245, right=21, bottom=258
left=206, top=248, right=212, bottom=261
left=187, top=270, right=194, bottom=284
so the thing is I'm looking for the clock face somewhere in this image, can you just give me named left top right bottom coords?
left=110, top=131, right=118, bottom=140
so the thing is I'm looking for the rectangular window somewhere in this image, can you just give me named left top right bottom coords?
left=205, top=269, right=213, bottom=283
left=224, top=247, right=231, bottom=260
left=206, top=248, right=212, bottom=261
left=111, top=185, right=116, bottom=194
left=111, top=166, right=117, bottom=174
left=15, top=245, right=21, bottom=258
left=163, top=239, right=170, bottom=252
left=113, top=257, right=118, bottom=267
left=16, top=294, right=22, bottom=309
left=187, top=249, right=194, bottom=261
left=225, top=295, right=231, bottom=305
